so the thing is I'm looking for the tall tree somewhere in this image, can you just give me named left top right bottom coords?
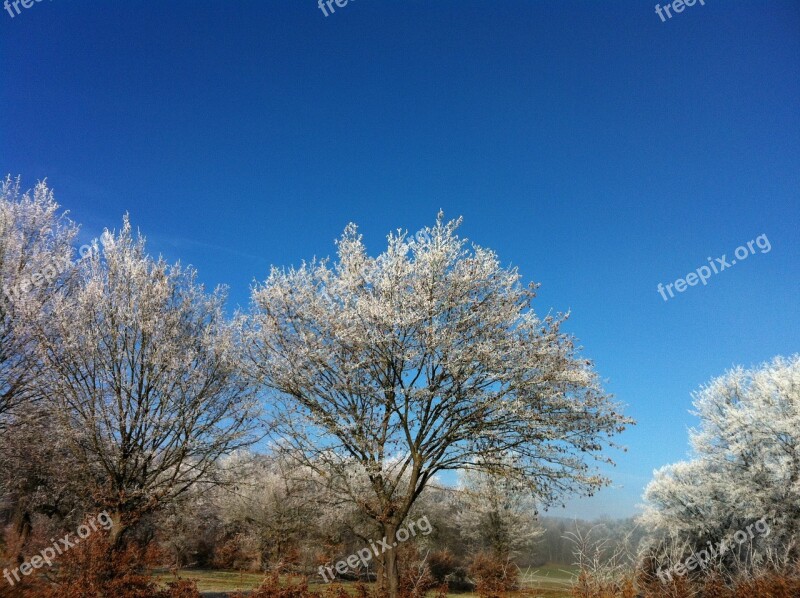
left=242, top=213, right=631, bottom=597
left=0, top=176, right=77, bottom=428
left=32, top=216, right=260, bottom=544
left=0, top=176, right=79, bottom=565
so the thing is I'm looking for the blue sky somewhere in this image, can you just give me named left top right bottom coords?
left=2, top=0, right=798, bottom=518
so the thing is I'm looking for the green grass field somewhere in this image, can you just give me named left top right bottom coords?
left=519, top=565, right=577, bottom=595
left=154, top=569, right=269, bottom=593
left=154, top=566, right=578, bottom=597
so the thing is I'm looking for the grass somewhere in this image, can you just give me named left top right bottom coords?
left=154, top=569, right=269, bottom=592
left=520, top=564, right=577, bottom=588
left=519, top=565, right=577, bottom=597
left=153, top=565, right=578, bottom=598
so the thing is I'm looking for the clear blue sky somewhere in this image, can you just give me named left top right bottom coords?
left=2, top=0, right=798, bottom=518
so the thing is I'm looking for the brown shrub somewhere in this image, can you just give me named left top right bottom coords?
left=352, top=582, right=373, bottom=598
left=157, top=577, right=203, bottom=598
left=571, top=570, right=636, bottom=598
left=427, top=550, right=457, bottom=585
left=212, top=535, right=249, bottom=570
left=233, top=572, right=319, bottom=598
left=400, top=558, right=436, bottom=598
left=731, top=571, right=800, bottom=598
left=468, top=553, right=519, bottom=598
left=324, top=583, right=353, bottom=598
left=31, top=531, right=156, bottom=598
left=5, top=528, right=200, bottom=598
left=580, top=566, right=800, bottom=598
left=391, top=544, right=437, bottom=598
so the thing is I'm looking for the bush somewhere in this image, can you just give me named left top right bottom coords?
left=158, top=577, right=203, bottom=598
left=426, top=549, right=471, bottom=591
left=233, top=572, right=319, bottom=598
left=427, top=550, right=456, bottom=585
left=467, top=553, right=519, bottom=598
left=28, top=532, right=156, bottom=598
left=577, top=566, right=800, bottom=598
left=6, top=529, right=201, bottom=598
left=213, top=535, right=251, bottom=570
left=570, top=570, right=638, bottom=598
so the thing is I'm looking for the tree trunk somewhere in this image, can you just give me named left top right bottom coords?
left=377, top=523, right=400, bottom=598
left=13, top=509, right=31, bottom=565
left=107, top=509, right=128, bottom=548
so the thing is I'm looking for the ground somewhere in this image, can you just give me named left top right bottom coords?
left=154, top=566, right=578, bottom=598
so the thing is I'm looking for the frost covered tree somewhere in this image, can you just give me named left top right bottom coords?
left=31, top=216, right=260, bottom=544
left=455, top=467, right=543, bottom=560
left=641, top=355, right=800, bottom=573
left=213, top=452, right=323, bottom=570
left=242, top=213, right=630, bottom=598
left=0, top=176, right=77, bottom=427
left=0, top=176, right=83, bottom=566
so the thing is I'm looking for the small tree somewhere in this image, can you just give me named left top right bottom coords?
left=243, top=214, right=631, bottom=598
left=455, top=467, right=542, bottom=561
left=214, top=452, right=322, bottom=571
left=32, top=216, right=260, bottom=544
